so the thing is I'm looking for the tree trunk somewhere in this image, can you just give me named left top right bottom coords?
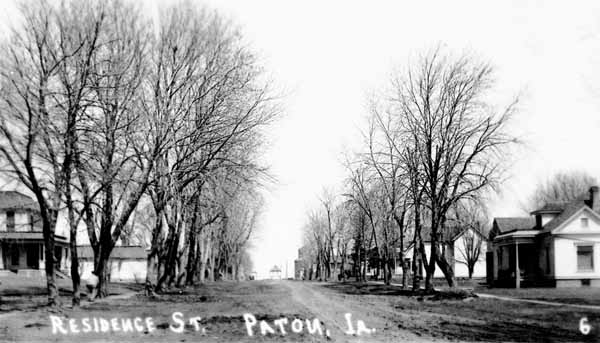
left=96, top=256, right=110, bottom=298
left=424, top=241, right=435, bottom=292
left=199, top=236, right=210, bottom=283
left=43, top=227, right=59, bottom=306
left=354, top=245, right=361, bottom=282
left=394, top=210, right=407, bottom=289
left=145, top=249, right=158, bottom=296
left=339, top=249, right=346, bottom=282
left=435, top=217, right=456, bottom=288
left=412, top=243, right=420, bottom=291
left=401, top=259, right=409, bottom=290
left=435, top=244, right=456, bottom=287
left=69, top=232, right=80, bottom=306
left=185, top=230, right=197, bottom=285
left=65, top=182, right=81, bottom=306
left=208, top=251, right=215, bottom=281
left=362, top=247, right=367, bottom=282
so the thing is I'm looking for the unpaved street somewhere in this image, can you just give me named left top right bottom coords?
left=285, top=281, right=430, bottom=342
left=1, top=280, right=596, bottom=342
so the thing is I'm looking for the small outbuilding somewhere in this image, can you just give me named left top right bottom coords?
left=77, top=245, right=147, bottom=283
left=269, top=265, right=282, bottom=280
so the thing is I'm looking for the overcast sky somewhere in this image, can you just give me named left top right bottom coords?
left=194, top=0, right=600, bottom=278
left=3, top=1, right=600, bottom=279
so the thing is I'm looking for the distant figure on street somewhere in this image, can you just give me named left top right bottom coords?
left=86, top=271, right=99, bottom=301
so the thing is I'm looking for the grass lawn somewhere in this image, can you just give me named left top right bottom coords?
left=325, top=282, right=600, bottom=342
left=0, top=272, right=143, bottom=312
left=393, top=275, right=600, bottom=306
left=473, top=286, right=600, bottom=306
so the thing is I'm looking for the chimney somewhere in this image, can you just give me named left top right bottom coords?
left=590, top=186, right=600, bottom=213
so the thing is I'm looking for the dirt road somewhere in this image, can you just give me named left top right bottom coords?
left=1, top=280, right=595, bottom=342
left=284, top=281, right=431, bottom=342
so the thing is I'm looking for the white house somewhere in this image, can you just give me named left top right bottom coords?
left=488, top=186, right=600, bottom=288
left=78, top=246, right=147, bottom=283
left=0, top=191, right=69, bottom=276
left=0, top=190, right=148, bottom=281
left=396, top=225, right=488, bottom=279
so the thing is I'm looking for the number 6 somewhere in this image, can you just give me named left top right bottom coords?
left=580, top=317, right=591, bottom=335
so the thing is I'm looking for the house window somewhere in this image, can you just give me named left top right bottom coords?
left=26, top=244, right=39, bottom=268
left=6, top=211, right=15, bottom=231
left=577, top=245, right=594, bottom=271
left=497, top=248, right=503, bottom=266
left=581, top=218, right=589, bottom=228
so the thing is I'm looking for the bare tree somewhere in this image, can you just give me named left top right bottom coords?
left=385, top=47, right=519, bottom=289
left=364, top=110, right=411, bottom=287
left=524, top=171, right=598, bottom=212
left=333, top=201, right=353, bottom=281
left=0, top=0, right=105, bottom=306
left=0, top=0, right=277, bottom=304
left=450, top=201, right=488, bottom=279
left=143, top=1, right=277, bottom=294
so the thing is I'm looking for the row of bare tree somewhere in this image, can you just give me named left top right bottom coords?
left=302, top=47, right=518, bottom=291
left=0, top=0, right=276, bottom=306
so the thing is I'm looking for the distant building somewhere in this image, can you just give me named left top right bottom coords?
left=488, top=186, right=600, bottom=288
left=77, top=245, right=147, bottom=283
left=398, top=225, right=488, bottom=279
left=294, top=246, right=310, bottom=279
left=295, top=245, right=354, bottom=280
left=0, top=191, right=69, bottom=276
left=269, top=265, right=282, bottom=279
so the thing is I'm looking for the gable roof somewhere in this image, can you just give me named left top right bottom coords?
left=420, top=225, right=467, bottom=243
left=77, top=245, right=147, bottom=260
left=493, top=187, right=600, bottom=240
left=270, top=265, right=281, bottom=273
left=493, top=217, right=535, bottom=234
left=540, top=200, right=592, bottom=234
left=0, top=191, right=38, bottom=211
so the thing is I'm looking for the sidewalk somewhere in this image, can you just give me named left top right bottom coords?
left=475, top=292, right=600, bottom=311
left=368, top=280, right=600, bottom=310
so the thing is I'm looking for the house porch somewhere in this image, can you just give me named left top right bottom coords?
left=0, top=239, right=69, bottom=273
left=493, top=235, right=539, bottom=288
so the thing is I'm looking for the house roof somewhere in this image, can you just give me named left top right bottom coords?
left=0, top=191, right=38, bottom=211
left=530, top=201, right=570, bottom=215
left=493, top=188, right=600, bottom=240
left=493, top=217, right=536, bottom=234
left=0, top=231, right=68, bottom=243
left=420, top=225, right=466, bottom=243
left=77, top=245, right=147, bottom=260
left=540, top=200, right=589, bottom=234
left=269, top=265, right=281, bottom=273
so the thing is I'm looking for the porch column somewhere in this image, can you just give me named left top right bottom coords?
left=515, top=241, right=520, bottom=289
